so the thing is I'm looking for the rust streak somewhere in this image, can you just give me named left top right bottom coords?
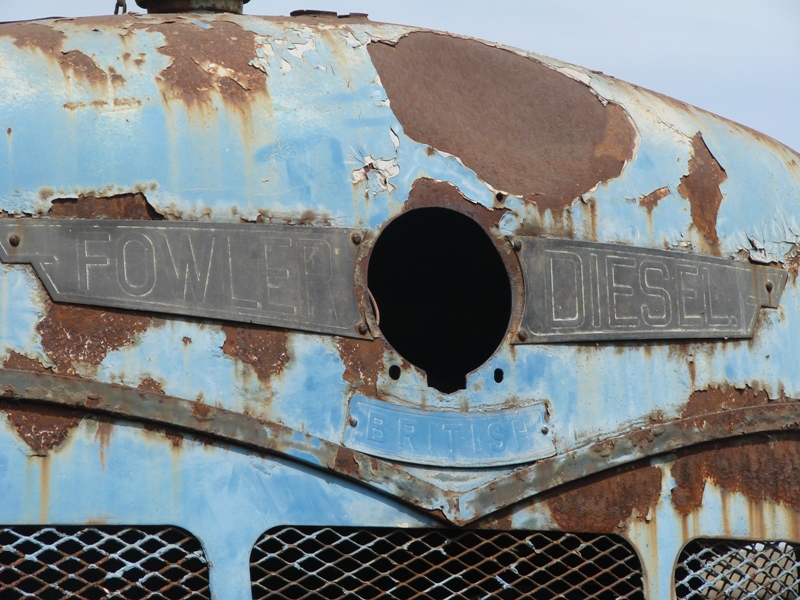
left=671, top=435, right=800, bottom=514
left=38, top=305, right=152, bottom=375
left=95, top=421, right=114, bottom=473
left=547, top=465, right=663, bottom=532
left=369, top=33, right=636, bottom=214
left=678, top=133, right=727, bottom=247
left=221, top=324, right=289, bottom=383
left=0, top=401, right=83, bottom=454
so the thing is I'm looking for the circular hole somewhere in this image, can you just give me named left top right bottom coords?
left=495, top=192, right=505, bottom=203
left=388, top=365, right=402, bottom=380
left=368, top=207, right=512, bottom=393
left=494, top=368, right=504, bottom=384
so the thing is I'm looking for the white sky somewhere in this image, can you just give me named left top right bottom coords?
left=3, top=0, right=799, bottom=151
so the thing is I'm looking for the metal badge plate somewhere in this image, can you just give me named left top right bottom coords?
left=344, top=395, right=556, bottom=468
left=515, top=238, right=787, bottom=343
left=0, top=220, right=366, bottom=337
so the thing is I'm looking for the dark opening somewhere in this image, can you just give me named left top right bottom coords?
left=494, top=369, right=504, bottom=384
left=368, top=207, right=512, bottom=393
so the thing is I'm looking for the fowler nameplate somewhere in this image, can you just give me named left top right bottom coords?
left=0, top=220, right=365, bottom=337
left=517, top=238, right=787, bottom=343
left=344, top=396, right=556, bottom=467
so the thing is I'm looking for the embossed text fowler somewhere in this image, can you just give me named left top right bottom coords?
left=0, top=220, right=366, bottom=337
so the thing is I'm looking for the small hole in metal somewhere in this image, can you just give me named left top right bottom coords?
left=494, top=368, right=504, bottom=384
left=389, top=365, right=401, bottom=380
left=495, top=192, right=505, bottom=202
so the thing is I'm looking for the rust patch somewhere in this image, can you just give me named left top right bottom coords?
left=221, top=324, right=289, bottom=383
left=7, top=22, right=66, bottom=53
left=334, top=446, right=360, bottom=476
left=5, top=23, right=108, bottom=88
left=369, top=33, right=636, bottom=213
left=0, top=401, right=83, bottom=454
left=337, top=337, right=391, bottom=400
left=143, top=423, right=184, bottom=448
left=547, top=464, right=662, bottom=532
left=58, top=50, right=108, bottom=88
left=49, top=192, right=163, bottom=220
left=682, top=386, right=772, bottom=419
left=404, top=178, right=507, bottom=229
left=3, top=351, right=53, bottom=374
left=138, top=377, right=165, bottom=394
left=639, top=186, right=670, bottom=212
left=38, top=305, right=152, bottom=374
left=671, top=435, right=800, bottom=514
left=678, top=133, right=727, bottom=247
left=192, top=401, right=211, bottom=420
left=138, top=19, right=267, bottom=107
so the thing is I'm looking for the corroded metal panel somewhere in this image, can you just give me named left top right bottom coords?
left=0, top=220, right=366, bottom=337
left=344, top=395, right=555, bottom=467
left=516, top=238, right=787, bottom=342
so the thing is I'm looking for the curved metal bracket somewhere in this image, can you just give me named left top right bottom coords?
left=1, top=369, right=798, bottom=525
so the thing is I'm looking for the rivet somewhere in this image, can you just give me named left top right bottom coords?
left=766, top=280, right=774, bottom=293
left=8, top=234, right=20, bottom=247
left=512, top=239, right=522, bottom=252
left=351, top=232, right=362, bottom=245
left=541, top=426, right=549, bottom=435
left=517, top=329, right=528, bottom=342
left=349, top=416, right=358, bottom=427
left=357, top=322, right=369, bottom=335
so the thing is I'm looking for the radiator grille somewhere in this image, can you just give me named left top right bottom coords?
left=250, top=527, right=644, bottom=599
left=675, top=538, right=800, bottom=599
left=0, top=526, right=210, bottom=599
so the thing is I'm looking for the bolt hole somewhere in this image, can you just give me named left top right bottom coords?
left=493, top=368, right=504, bottom=384
left=495, top=192, right=505, bottom=203
left=388, top=365, right=401, bottom=380
left=766, top=281, right=774, bottom=293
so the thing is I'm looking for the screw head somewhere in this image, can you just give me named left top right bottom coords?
left=351, top=232, right=362, bottom=245
left=349, top=416, right=358, bottom=427
left=8, top=234, right=20, bottom=247
left=357, top=322, right=369, bottom=335
left=541, top=426, right=549, bottom=435
left=766, top=280, right=774, bottom=293
left=512, top=239, right=522, bottom=252
left=517, top=329, right=528, bottom=342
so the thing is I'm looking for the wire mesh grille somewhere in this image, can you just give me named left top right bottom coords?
left=250, top=527, right=645, bottom=599
left=0, top=525, right=210, bottom=600
left=676, top=538, right=800, bottom=599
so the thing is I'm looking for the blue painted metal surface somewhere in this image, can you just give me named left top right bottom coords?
left=0, top=8, right=799, bottom=599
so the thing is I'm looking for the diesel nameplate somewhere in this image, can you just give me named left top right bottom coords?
left=0, top=220, right=365, bottom=337
left=344, top=396, right=556, bottom=467
left=516, top=238, right=787, bottom=342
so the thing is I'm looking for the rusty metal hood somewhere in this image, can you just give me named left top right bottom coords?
left=0, top=11, right=799, bottom=525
